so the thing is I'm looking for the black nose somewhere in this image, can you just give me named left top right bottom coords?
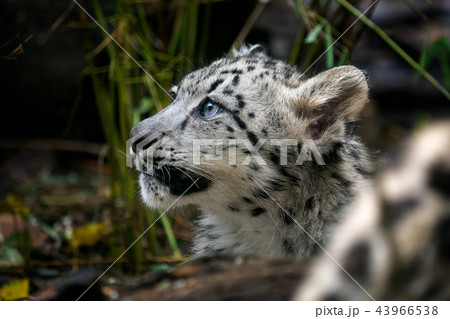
left=129, top=118, right=155, bottom=153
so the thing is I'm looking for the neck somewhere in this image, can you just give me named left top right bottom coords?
left=192, top=140, right=372, bottom=258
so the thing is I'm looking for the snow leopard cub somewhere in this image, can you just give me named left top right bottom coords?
left=129, top=44, right=371, bottom=259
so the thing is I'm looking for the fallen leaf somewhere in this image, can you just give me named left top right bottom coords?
left=0, top=278, right=29, bottom=300
left=69, top=223, right=108, bottom=249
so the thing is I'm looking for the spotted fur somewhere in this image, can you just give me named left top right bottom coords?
left=129, top=44, right=372, bottom=258
left=295, top=122, right=450, bottom=300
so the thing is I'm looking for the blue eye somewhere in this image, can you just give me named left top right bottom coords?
left=200, top=100, right=221, bottom=118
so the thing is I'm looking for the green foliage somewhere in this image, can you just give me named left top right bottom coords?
left=290, top=0, right=449, bottom=100
left=81, top=0, right=450, bottom=273
left=82, top=0, right=201, bottom=273
left=419, top=37, right=450, bottom=89
left=336, top=0, right=449, bottom=100
left=289, top=0, right=370, bottom=71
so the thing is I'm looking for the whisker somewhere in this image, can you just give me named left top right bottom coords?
left=163, top=166, right=171, bottom=181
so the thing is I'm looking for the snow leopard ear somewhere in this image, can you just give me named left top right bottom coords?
left=293, top=66, right=369, bottom=141
left=233, top=44, right=267, bottom=57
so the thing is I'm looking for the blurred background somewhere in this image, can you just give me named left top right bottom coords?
left=0, top=0, right=449, bottom=300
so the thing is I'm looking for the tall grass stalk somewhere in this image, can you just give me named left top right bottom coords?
left=82, top=0, right=207, bottom=273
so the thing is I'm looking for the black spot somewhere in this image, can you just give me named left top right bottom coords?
left=278, top=167, right=297, bottom=183
left=223, top=88, right=233, bottom=95
left=202, top=224, right=215, bottom=231
left=206, top=233, right=218, bottom=240
left=261, top=128, right=268, bottom=137
left=226, top=126, right=235, bottom=132
left=247, top=131, right=259, bottom=146
left=304, top=197, right=314, bottom=211
left=347, top=147, right=360, bottom=161
left=355, top=165, right=371, bottom=178
left=264, top=59, right=277, bottom=69
left=269, top=151, right=280, bottom=165
left=153, top=156, right=166, bottom=163
left=343, top=241, right=371, bottom=283
left=180, top=118, right=188, bottom=130
left=429, top=162, right=450, bottom=197
left=252, top=207, right=266, bottom=217
left=235, top=94, right=246, bottom=109
left=248, top=112, right=255, bottom=118
left=242, top=197, right=253, bottom=204
left=232, top=74, right=240, bottom=86
left=389, top=197, right=420, bottom=220
left=249, top=162, right=259, bottom=171
left=283, top=238, right=295, bottom=255
left=281, top=208, right=295, bottom=225
left=231, top=68, right=243, bottom=74
left=332, top=172, right=351, bottom=188
left=434, top=215, right=450, bottom=261
left=212, top=248, right=226, bottom=254
left=288, top=148, right=298, bottom=162
left=251, top=188, right=269, bottom=199
left=345, top=121, right=360, bottom=137
left=246, top=58, right=259, bottom=64
left=322, top=143, right=343, bottom=165
left=207, top=79, right=224, bottom=93
left=311, top=243, right=321, bottom=255
left=233, top=113, right=247, bottom=129
left=247, top=66, right=255, bottom=71
left=214, top=121, right=221, bottom=125
left=267, top=179, right=284, bottom=190
left=283, top=66, right=295, bottom=79
left=228, top=205, right=240, bottom=213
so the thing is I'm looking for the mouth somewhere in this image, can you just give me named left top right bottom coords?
left=141, top=164, right=211, bottom=196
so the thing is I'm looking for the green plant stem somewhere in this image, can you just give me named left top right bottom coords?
left=337, top=0, right=450, bottom=101
left=160, top=214, right=181, bottom=257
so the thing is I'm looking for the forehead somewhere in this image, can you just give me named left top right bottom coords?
left=177, top=55, right=300, bottom=93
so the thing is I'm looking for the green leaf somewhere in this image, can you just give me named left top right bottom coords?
left=138, top=97, right=154, bottom=115
left=149, top=263, right=173, bottom=272
left=0, top=246, right=25, bottom=268
left=337, top=0, right=450, bottom=101
left=0, top=278, right=29, bottom=301
left=160, top=213, right=181, bottom=258
left=293, top=0, right=302, bottom=18
left=324, top=22, right=334, bottom=68
left=305, top=23, right=324, bottom=44
left=337, top=48, right=350, bottom=66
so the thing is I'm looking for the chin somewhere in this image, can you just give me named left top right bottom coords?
left=139, top=173, right=175, bottom=210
